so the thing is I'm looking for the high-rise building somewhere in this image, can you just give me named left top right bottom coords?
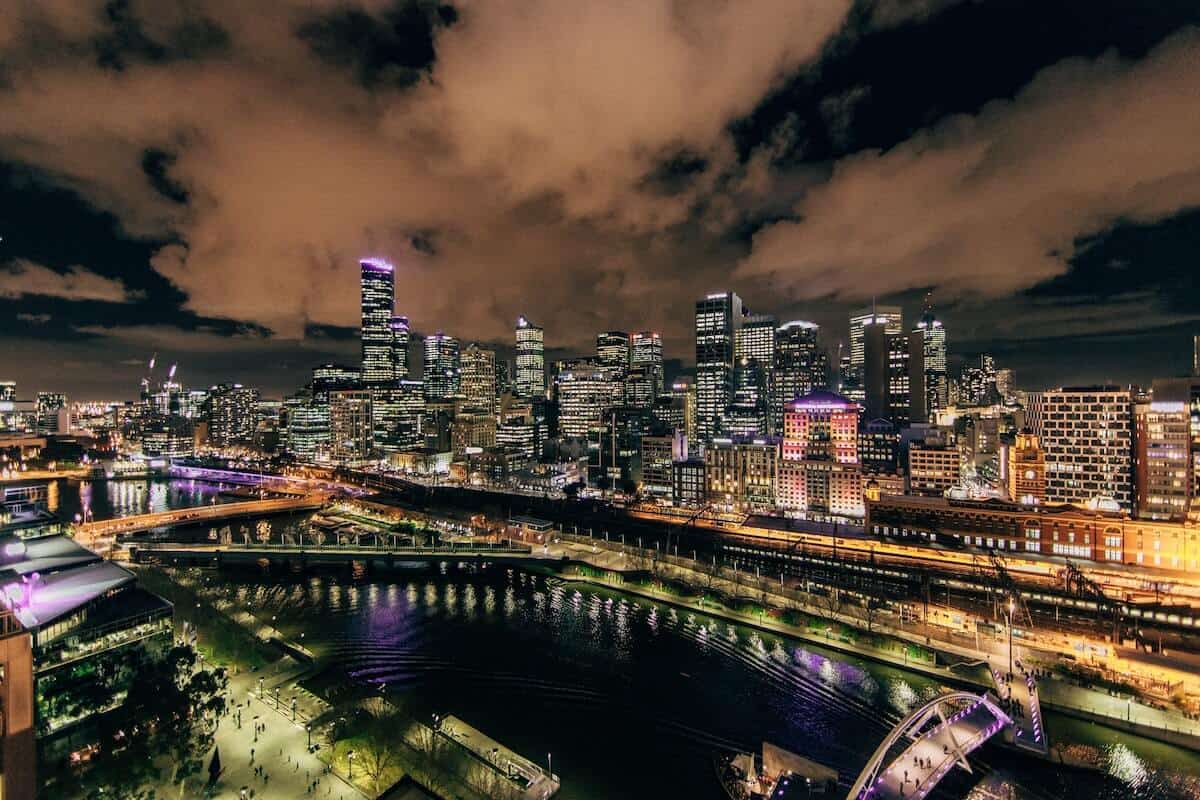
left=1006, top=431, right=1046, bottom=505
left=625, top=365, right=657, bottom=409
left=630, top=331, right=664, bottom=400
left=371, top=381, right=425, bottom=453
left=773, top=320, right=821, bottom=433
left=1134, top=398, right=1190, bottom=521
left=777, top=391, right=863, bottom=517
left=330, top=389, right=373, bottom=463
left=206, top=384, right=259, bottom=448
left=1152, top=377, right=1200, bottom=517
left=0, top=382, right=14, bottom=402
left=311, top=363, right=360, bottom=400
left=460, top=344, right=497, bottom=414
left=557, top=366, right=617, bottom=439
left=914, top=297, right=947, bottom=420
left=1194, top=334, right=1200, bottom=377
left=848, top=305, right=902, bottom=404
left=35, top=393, right=67, bottom=436
left=695, top=291, right=743, bottom=442
left=515, top=316, right=545, bottom=399
left=704, top=438, right=777, bottom=509
left=390, top=315, right=411, bottom=378
left=422, top=333, right=461, bottom=402
left=451, top=410, right=497, bottom=457
left=284, top=394, right=330, bottom=461
left=960, top=355, right=999, bottom=406
left=725, top=357, right=770, bottom=439
left=735, top=315, right=776, bottom=378
left=596, top=331, right=630, bottom=376
left=908, top=438, right=962, bottom=497
left=1027, top=386, right=1133, bottom=510
left=861, top=418, right=899, bottom=475
left=640, top=432, right=687, bottom=499
left=360, top=258, right=396, bottom=384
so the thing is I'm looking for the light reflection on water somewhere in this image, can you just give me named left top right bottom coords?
left=188, top=568, right=1199, bottom=800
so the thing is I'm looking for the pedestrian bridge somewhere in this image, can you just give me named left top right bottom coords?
left=75, top=494, right=326, bottom=539
left=847, top=691, right=1011, bottom=800
left=126, top=541, right=552, bottom=569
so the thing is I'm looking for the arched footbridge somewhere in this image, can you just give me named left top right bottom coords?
left=847, top=691, right=1012, bottom=800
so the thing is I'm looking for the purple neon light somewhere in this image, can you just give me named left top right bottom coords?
left=360, top=258, right=394, bottom=271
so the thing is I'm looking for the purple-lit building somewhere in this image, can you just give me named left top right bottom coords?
left=361, top=258, right=397, bottom=384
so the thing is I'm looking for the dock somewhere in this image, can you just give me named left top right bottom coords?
left=437, top=715, right=560, bottom=799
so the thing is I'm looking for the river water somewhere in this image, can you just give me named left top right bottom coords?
left=42, top=478, right=1200, bottom=798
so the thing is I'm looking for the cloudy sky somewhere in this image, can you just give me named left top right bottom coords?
left=2, top=0, right=1199, bottom=399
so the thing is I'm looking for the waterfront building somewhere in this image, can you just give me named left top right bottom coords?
left=1027, top=386, right=1134, bottom=511
left=866, top=493, right=1200, bottom=570
left=205, top=383, right=259, bottom=447
left=641, top=432, right=687, bottom=499
left=360, top=258, right=397, bottom=384
left=515, top=316, right=546, bottom=399
left=630, top=331, right=664, bottom=401
left=777, top=391, right=863, bottom=518
left=695, top=291, right=743, bottom=442
left=704, top=438, right=778, bottom=510
left=1005, top=431, right=1046, bottom=506
left=371, top=381, right=425, bottom=454
left=283, top=394, right=330, bottom=461
left=460, top=343, right=498, bottom=415
left=330, top=389, right=373, bottom=463
left=423, top=332, right=461, bottom=402
left=140, top=416, right=194, bottom=460
left=35, top=393, right=67, bottom=436
left=772, top=320, right=822, bottom=433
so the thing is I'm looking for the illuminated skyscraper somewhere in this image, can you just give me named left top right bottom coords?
left=772, top=320, right=821, bottom=433
left=390, top=315, right=410, bottom=378
left=360, top=259, right=396, bottom=383
left=461, top=343, right=497, bottom=414
left=695, top=291, right=742, bottom=442
left=1027, top=386, right=1133, bottom=511
left=596, top=331, right=630, bottom=376
left=630, top=331, right=664, bottom=400
left=914, top=296, right=947, bottom=419
left=515, top=316, right=545, bottom=398
left=422, top=333, right=461, bottom=402
left=847, top=304, right=902, bottom=404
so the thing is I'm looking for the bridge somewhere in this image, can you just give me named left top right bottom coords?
left=126, top=541, right=555, bottom=569
left=75, top=494, right=326, bottom=541
left=847, top=691, right=1012, bottom=800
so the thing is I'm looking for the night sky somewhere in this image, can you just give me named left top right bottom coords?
left=2, top=1, right=1199, bottom=399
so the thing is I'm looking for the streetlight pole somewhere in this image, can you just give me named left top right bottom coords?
left=1006, top=597, right=1015, bottom=681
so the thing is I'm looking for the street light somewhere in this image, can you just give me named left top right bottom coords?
left=1006, top=597, right=1016, bottom=681
left=347, top=749, right=356, bottom=779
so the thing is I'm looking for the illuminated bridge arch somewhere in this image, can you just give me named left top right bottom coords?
left=847, top=691, right=1011, bottom=800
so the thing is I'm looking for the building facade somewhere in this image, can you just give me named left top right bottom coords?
left=695, top=292, right=743, bottom=442
left=515, top=316, right=546, bottom=399
left=360, top=258, right=396, bottom=383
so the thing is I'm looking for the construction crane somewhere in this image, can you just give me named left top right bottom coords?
left=1060, top=559, right=1125, bottom=643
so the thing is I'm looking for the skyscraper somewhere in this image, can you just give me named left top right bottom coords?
left=460, top=343, right=498, bottom=414
left=360, top=259, right=396, bottom=384
left=596, top=331, right=630, bottom=375
left=1027, top=386, right=1134, bottom=510
left=630, top=331, right=664, bottom=399
left=390, top=315, right=411, bottom=378
left=515, top=316, right=545, bottom=399
left=847, top=305, right=902, bottom=404
left=777, top=391, right=863, bottom=517
left=773, top=320, right=821, bottom=433
left=695, top=291, right=742, bottom=442
left=914, top=297, right=947, bottom=419
left=422, top=333, right=461, bottom=402
left=206, top=383, right=259, bottom=447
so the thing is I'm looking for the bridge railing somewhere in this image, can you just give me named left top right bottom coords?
left=131, top=541, right=537, bottom=555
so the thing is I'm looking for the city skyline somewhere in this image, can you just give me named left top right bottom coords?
left=3, top=2, right=1200, bottom=396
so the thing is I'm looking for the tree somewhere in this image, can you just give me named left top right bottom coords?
left=356, top=710, right=405, bottom=795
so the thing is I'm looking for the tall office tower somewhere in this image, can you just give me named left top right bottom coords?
left=630, top=331, right=664, bottom=399
left=914, top=297, right=947, bottom=419
left=311, top=363, right=360, bottom=399
left=206, top=384, right=259, bottom=447
left=861, top=418, right=899, bottom=474
left=772, top=320, right=820, bottom=433
left=735, top=315, right=777, bottom=372
left=557, top=366, right=618, bottom=439
left=1027, top=386, right=1134, bottom=510
left=371, top=381, right=425, bottom=454
left=725, top=357, right=770, bottom=438
left=495, top=360, right=511, bottom=399
left=515, top=316, right=545, bottom=398
left=360, top=258, right=396, bottom=384
left=848, top=305, right=902, bottom=403
left=1006, top=431, right=1046, bottom=505
left=640, top=431, right=688, bottom=499
left=422, top=333, right=461, bottom=402
left=625, top=365, right=657, bottom=409
left=695, top=291, right=743, bottom=443
left=1153, top=377, right=1200, bottom=516
left=1135, top=397, right=1191, bottom=521
left=460, top=343, right=497, bottom=414
left=995, top=369, right=1016, bottom=403
left=960, top=354, right=999, bottom=406
left=390, top=315, right=410, bottom=378
left=330, top=388, right=374, bottom=463
left=703, top=439, right=779, bottom=509
left=863, top=321, right=913, bottom=427
left=35, top=392, right=67, bottom=436
left=0, top=382, right=14, bottom=402
left=596, top=331, right=630, bottom=376
left=777, top=391, right=863, bottom=517
left=284, top=395, right=331, bottom=461
left=1194, top=334, right=1200, bottom=377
